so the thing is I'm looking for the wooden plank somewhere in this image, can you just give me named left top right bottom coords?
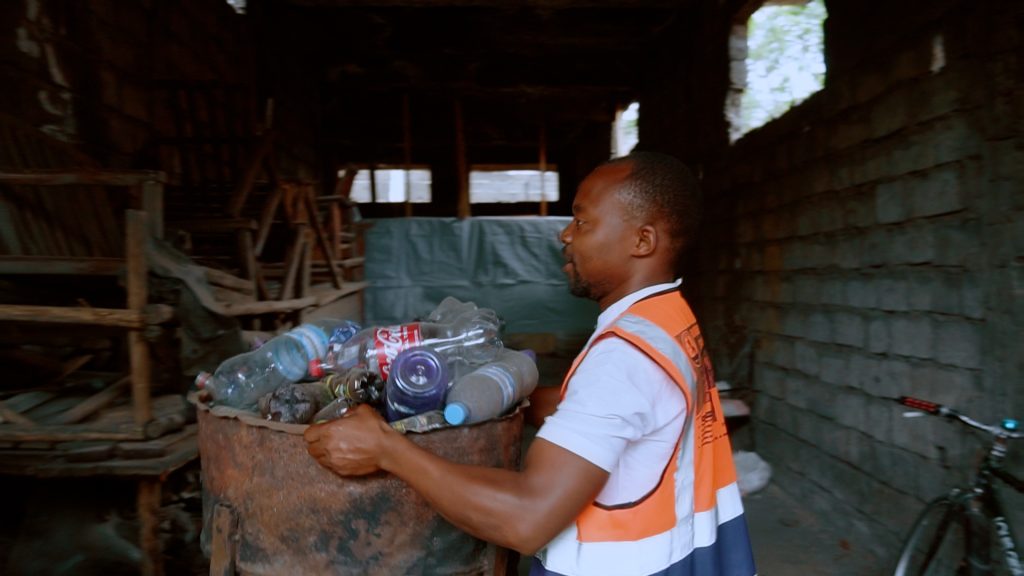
left=0, top=431, right=197, bottom=477
left=0, top=255, right=124, bottom=275
left=0, top=305, right=147, bottom=328
left=52, top=376, right=130, bottom=425
left=0, top=170, right=167, bottom=186
left=168, top=217, right=258, bottom=232
left=227, top=130, right=275, bottom=217
left=0, top=399, right=36, bottom=425
left=202, top=266, right=255, bottom=294
left=1, top=390, right=54, bottom=414
left=126, top=210, right=152, bottom=428
left=303, top=187, right=343, bottom=288
left=253, top=182, right=284, bottom=256
left=0, top=423, right=145, bottom=442
left=279, top=224, right=307, bottom=301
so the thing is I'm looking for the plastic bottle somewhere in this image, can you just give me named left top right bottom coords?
left=443, top=348, right=539, bottom=426
left=317, top=312, right=502, bottom=381
left=425, top=296, right=481, bottom=324
left=384, top=346, right=451, bottom=422
left=196, top=318, right=361, bottom=409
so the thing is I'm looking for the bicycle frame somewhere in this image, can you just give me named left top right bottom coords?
left=955, top=429, right=1024, bottom=575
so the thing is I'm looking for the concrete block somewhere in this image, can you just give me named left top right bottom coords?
left=848, top=354, right=881, bottom=392
left=910, top=365, right=976, bottom=406
left=820, top=277, right=844, bottom=306
left=819, top=353, right=847, bottom=386
left=934, top=220, right=982, bottom=267
left=794, top=341, right=820, bottom=376
left=933, top=319, right=982, bottom=369
left=804, top=312, right=832, bottom=343
left=858, top=393, right=894, bottom=443
left=845, top=277, right=877, bottom=308
left=877, top=276, right=910, bottom=311
left=876, top=358, right=913, bottom=398
left=756, top=364, right=789, bottom=398
left=843, top=187, right=875, bottom=228
left=960, top=274, right=984, bottom=319
left=833, top=311, right=866, bottom=348
left=894, top=226, right=937, bottom=265
left=793, top=275, right=819, bottom=304
left=867, top=316, right=890, bottom=354
left=889, top=315, right=934, bottom=359
left=910, top=163, right=967, bottom=219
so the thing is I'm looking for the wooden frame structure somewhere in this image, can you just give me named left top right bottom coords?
left=0, top=169, right=186, bottom=576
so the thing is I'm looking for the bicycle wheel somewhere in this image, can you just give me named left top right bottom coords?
left=894, top=497, right=969, bottom=576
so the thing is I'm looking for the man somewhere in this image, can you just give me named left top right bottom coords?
left=305, top=151, right=756, bottom=576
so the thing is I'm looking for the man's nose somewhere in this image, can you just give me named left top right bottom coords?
left=559, top=222, right=572, bottom=244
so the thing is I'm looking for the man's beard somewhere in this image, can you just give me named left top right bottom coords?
left=567, top=269, right=596, bottom=300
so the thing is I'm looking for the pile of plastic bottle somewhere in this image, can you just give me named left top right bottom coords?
left=195, top=297, right=538, bottom=431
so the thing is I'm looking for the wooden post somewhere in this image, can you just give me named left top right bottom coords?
left=125, top=210, right=152, bottom=428
left=141, top=180, right=164, bottom=239
left=539, top=122, right=549, bottom=217
left=280, top=224, right=307, bottom=301
left=137, top=479, right=164, bottom=576
left=303, top=187, right=343, bottom=288
left=403, top=94, right=413, bottom=218
left=454, top=99, right=470, bottom=219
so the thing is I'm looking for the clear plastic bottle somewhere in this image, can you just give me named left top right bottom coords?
left=384, top=346, right=451, bottom=422
left=196, top=318, right=361, bottom=409
left=319, top=313, right=502, bottom=381
left=443, top=348, right=538, bottom=426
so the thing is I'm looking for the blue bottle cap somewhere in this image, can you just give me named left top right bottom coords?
left=444, top=402, right=469, bottom=425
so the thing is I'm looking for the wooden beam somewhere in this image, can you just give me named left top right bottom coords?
left=0, top=256, right=124, bottom=275
left=0, top=305, right=149, bottom=328
left=226, top=131, right=276, bottom=217
left=52, top=376, right=131, bottom=425
left=0, top=170, right=167, bottom=187
left=126, top=210, right=152, bottom=428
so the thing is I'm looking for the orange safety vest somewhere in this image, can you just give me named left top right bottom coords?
left=534, top=288, right=755, bottom=576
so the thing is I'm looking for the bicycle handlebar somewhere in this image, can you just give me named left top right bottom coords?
left=893, top=396, right=1024, bottom=440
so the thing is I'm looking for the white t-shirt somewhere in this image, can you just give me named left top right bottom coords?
left=535, top=280, right=688, bottom=504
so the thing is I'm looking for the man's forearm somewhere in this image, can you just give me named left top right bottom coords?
left=379, top=432, right=551, bottom=555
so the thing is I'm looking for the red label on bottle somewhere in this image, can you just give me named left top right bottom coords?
left=374, top=324, right=422, bottom=380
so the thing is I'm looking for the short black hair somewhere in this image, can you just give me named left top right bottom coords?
left=605, top=151, right=701, bottom=257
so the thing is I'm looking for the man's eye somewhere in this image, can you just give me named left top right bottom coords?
left=575, top=219, right=584, bottom=227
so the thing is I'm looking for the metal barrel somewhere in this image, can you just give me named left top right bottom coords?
left=195, top=400, right=523, bottom=575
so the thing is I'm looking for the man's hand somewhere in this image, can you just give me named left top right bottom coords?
left=304, top=403, right=397, bottom=476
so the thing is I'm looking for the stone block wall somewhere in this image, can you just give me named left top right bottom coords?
left=646, top=0, right=1024, bottom=562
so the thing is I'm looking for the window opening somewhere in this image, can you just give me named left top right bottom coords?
left=612, top=101, right=639, bottom=157
left=469, top=166, right=559, bottom=204
left=728, top=0, right=827, bottom=142
left=347, top=167, right=432, bottom=204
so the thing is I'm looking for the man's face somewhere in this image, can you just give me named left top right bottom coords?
left=559, top=163, right=635, bottom=305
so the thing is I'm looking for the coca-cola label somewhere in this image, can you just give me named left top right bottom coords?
left=375, top=324, right=422, bottom=380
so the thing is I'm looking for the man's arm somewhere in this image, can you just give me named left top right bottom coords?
left=525, top=386, right=561, bottom=428
left=305, top=404, right=608, bottom=556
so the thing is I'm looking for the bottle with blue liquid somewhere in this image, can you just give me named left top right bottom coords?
left=196, top=318, right=361, bottom=410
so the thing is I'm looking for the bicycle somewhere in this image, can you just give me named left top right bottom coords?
left=891, top=396, right=1024, bottom=576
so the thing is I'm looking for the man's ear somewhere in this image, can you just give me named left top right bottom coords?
left=633, top=224, right=657, bottom=257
